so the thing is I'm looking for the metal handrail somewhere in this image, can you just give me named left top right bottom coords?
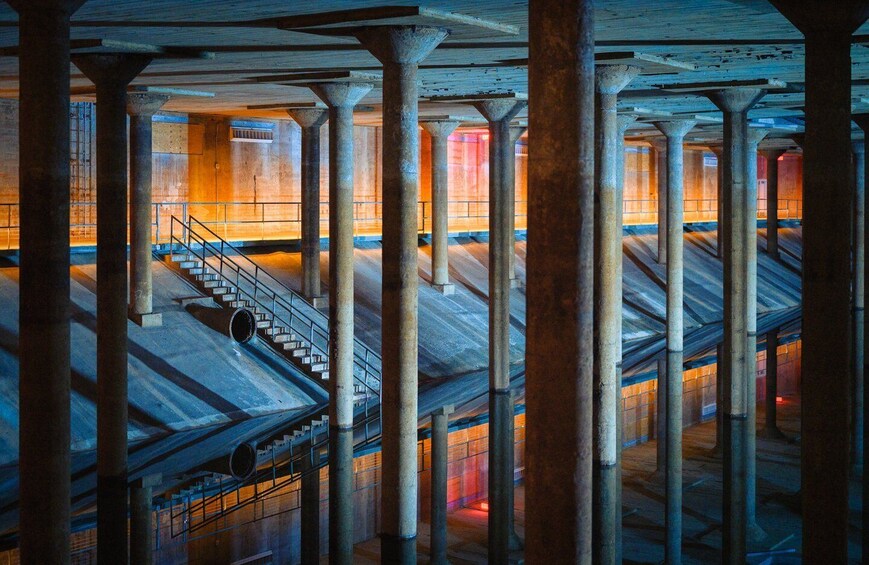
left=169, top=215, right=382, bottom=395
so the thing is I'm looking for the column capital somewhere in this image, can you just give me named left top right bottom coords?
left=473, top=97, right=527, bottom=124
left=595, top=64, right=641, bottom=95
left=652, top=119, right=696, bottom=141
left=287, top=107, right=328, bottom=129
left=747, top=127, right=770, bottom=148
left=509, top=124, right=527, bottom=143
left=617, top=114, right=637, bottom=136
left=431, top=404, right=455, bottom=418
left=769, top=0, right=868, bottom=35
left=420, top=119, right=460, bottom=139
left=760, top=147, right=787, bottom=161
left=706, top=87, right=765, bottom=114
left=854, top=113, right=869, bottom=134
left=72, top=53, right=154, bottom=90
left=126, top=92, right=170, bottom=118
left=309, top=81, right=374, bottom=110
left=354, top=25, right=449, bottom=65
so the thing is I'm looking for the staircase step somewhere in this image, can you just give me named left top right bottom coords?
left=211, top=286, right=234, bottom=295
left=309, top=362, right=328, bottom=372
left=195, top=274, right=218, bottom=282
left=271, top=333, right=296, bottom=344
left=264, top=326, right=286, bottom=336
left=202, top=280, right=223, bottom=289
left=281, top=341, right=304, bottom=351
left=256, top=320, right=272, bottom=329
left=179, top=260, right=203, bottom=269
left=290, top=348, right=310, bottom=358
left=218, top=293, right=238, bottom=302
left=170, top=253, right=191, bottom=262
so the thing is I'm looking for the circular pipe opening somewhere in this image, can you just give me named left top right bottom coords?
left=229, top=309, right=256, bottom=343
left=228, top=442, right=257, bottom=480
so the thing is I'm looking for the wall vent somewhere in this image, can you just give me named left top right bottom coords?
left=229, top=126, right=274, bottom=144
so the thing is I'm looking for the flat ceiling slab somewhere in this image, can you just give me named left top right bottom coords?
left=427, top=92, right=527, bottom=103
left=658, top=78, right=789, bottom=93
left=70, top=39, right=214, bottom=59
left=247, top=101, right=326, bottom=110
left=498, top=51, right=694, bottom=75
left=256, top=70, right=382, bottom=84
left=71, top=84, right=215, bottom=97
left=278, top=6, right=519, bottom=41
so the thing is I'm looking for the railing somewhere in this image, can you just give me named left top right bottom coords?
left=166, top=215, right=385, bottom=536
left=0, top=197, right=804, bottom=251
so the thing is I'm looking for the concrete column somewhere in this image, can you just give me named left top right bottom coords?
left=853, top=140, right=866, bottom=470
left=655, top=355, right=667, bottom=472
left=430, top=405, right=454, bottom=565
left=287, top=107, right=328, bottom=308
left=745, top=127, right=768, bottom=542
left=653, top=119, right=695, bottom=565
left=761, top=149, right=786, bottom=259
left=769, top=3, right=867, bottom=559
left=301, top=450, right=321, bottom=565
left=526, top=0, right=595, bottom=560
left=614, top=113, right=635, bottom=565
left=761, top=330, right=785, bottom=439
left=508, top=125, right=527, bottom=287
left=420, top=120, right=460, bottom=294
left=709, top=146, right=725, bottom=258
left=11, top=1, right=82, bottom=562
left=706, top=87, right=764, bottom=564
left=854, top=115, right=869, bottom=562
left=309, top=81, right=373, bottom=565
left=714, top=342, right=724, bottom=453
left=127, top=93, right=169, bottom=327
left=651, top=138, right=668, bottom=264
left=130, top=474, right=160, bottom=565
left=355, top=26, right=448, bottom=564
left=73, top=53, right=154, bottom=564
left=473, top=97, right=526, bottom=565
left=593, top=64, right=639, bottom=565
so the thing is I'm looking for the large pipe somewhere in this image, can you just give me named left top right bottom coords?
left=185, top=304, right=257, bottom=343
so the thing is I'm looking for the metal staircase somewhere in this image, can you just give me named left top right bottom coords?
left=163, top=215, right=383, bottom=537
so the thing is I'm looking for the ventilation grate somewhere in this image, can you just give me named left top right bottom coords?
left=229, top=126, right=274, bottom=144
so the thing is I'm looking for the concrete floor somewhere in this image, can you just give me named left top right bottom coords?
left=349, top=395, right=864, bottom=564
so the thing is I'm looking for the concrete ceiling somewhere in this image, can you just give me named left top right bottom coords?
left=0, top=0, right=866, bottom=136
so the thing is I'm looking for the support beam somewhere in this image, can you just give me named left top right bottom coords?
left=593, top=63, right=639, bottom=565
left=472, top=96, right=527, bottom=565
left=420, top=120, right=460, bottom=294
left=651, top=138, right=668, bottom=264
left=761, top=149, right=787, bottom=259
left=768, top=2, right=868, bottom=560
left=526, top=0, right=595, bottom=561
left=127, top=92, right=169, bottom=328
left=652, top=118, right=695, bottom=565
left=508, top=125, right=527, bottom=288
left=429, top=405, right=454, bottom=565
left=705, top=86, right=764, bottom=564
left=72, top=52, right=154, bottom=565
left=309, top=81, right=373, bottom=565
left=355, top=25, right=448, bottom=563
left=853, top=140, right=866, bottom=470
left=745, top=126, right=769, bottom=543
left=301, top=451, right=321, bottom=565
left=287, top=107, right=329, bottom=308
left=11, top=1, right=84, bottom=562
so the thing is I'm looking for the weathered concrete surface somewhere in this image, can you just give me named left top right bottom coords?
left=420, top=120, right=460, bottom=293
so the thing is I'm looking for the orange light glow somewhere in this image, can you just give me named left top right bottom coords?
left=776, top=396, right=784, bottom=403
left=480, top=502, right=489, bottom=511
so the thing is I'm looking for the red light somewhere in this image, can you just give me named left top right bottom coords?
left=776, top=396, right=784, bottom=403
left=480, top=502, right=489, bottom=511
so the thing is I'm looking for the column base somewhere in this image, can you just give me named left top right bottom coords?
left=130, top=311, right=162, bottom=328
left=381, top=533, right=416, bottom=564
left=746, top=521, right=767, bottom=543
left=307, top=295, right=328, bottom=309
left=432, top=282, right=455, bottom=296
